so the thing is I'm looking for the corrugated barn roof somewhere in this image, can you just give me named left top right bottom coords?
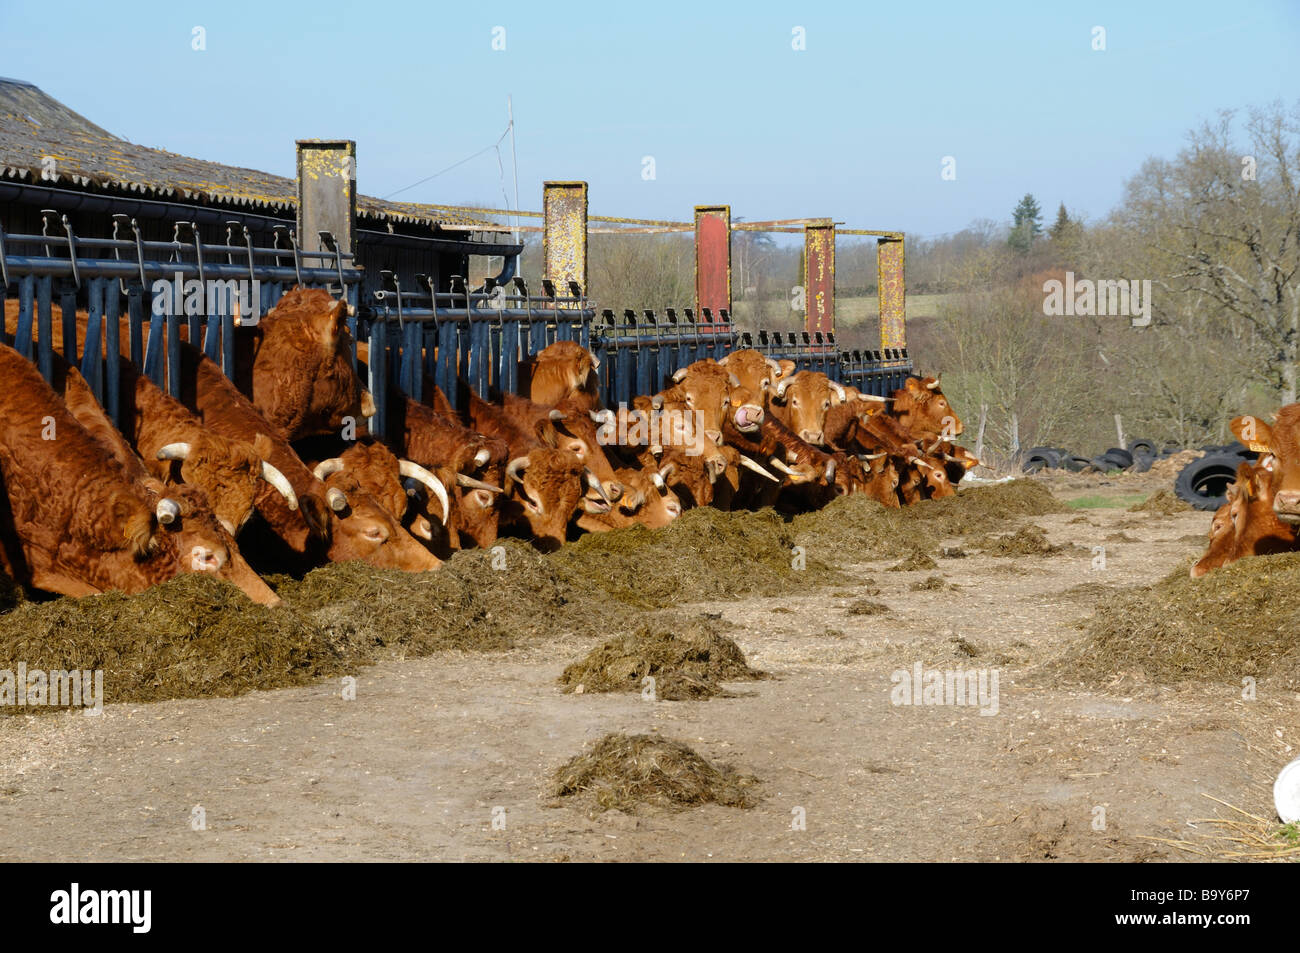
left=0, top=78, right=503, bottom=232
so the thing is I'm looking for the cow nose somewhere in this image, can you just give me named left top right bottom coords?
left=1189, top=561, right=1209, bottom=579
left=800, top=429, right=824, bottom=445
left=735, top=404, right=764, bottom=429
left=705, top=429, right=723, bottom=446
left=189, top=546, right=224, bottom=572
left=1276, top=490, right=1300, bottom=510
left=604, top=481, right=624, bottom=502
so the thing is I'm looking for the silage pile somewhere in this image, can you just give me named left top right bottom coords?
left=1060, top=552, right=1300, bottom=689
left=558, top=618, right=765, bottom=700
left=549, top=732, right=760, bottom=813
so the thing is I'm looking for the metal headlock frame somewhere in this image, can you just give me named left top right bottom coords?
left=2, top=213, right=911, bottom=442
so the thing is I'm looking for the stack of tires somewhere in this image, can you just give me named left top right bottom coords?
left=1174, top=442, right=1256, bottom=511
left=1022, top=438, right=1174, bottom=475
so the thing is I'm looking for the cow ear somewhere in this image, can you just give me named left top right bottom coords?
left=535, top=419, right=559, bottom=447
left=1229, top=414, right=1274, bottom=453
left=905, top=377, right=925, bottom=397
left=252, top=432, right=274, bottom=460
left=777, top=359, right=796, bottom=379
left=315, top=298, right=348, bottom=346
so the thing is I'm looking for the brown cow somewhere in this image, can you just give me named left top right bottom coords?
left=501, top=392, right=624, bottom=503
left=577, top=464, right=682, bottom=532
left=466, top=389, right=603, bottom=550
left=247, top=288, right=376, bottom=440
left=1231, top=409, right=1300, bottom=524
left=891, top=376, right=963, bottom=439
left=1191, top=459, right=1298, bottom=577
left=0, top=344, right=276, bottom=603
left=528, top=340, right=602, bottom=411
left=769, top=371, right=845, bottom=446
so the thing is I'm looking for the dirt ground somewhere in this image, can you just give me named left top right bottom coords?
left=1, top=472, right=1296, bottom=862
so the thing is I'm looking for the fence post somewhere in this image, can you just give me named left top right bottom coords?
left=804, top=220, right=835, bottom=336
left=1114, top=413, right=1125, bottom=448
left=694, top=205, right=731, bottom=325
left=878, top=235, right=905, bottom=351
left=543, top=181, right=588, bottom=294
left=975, top=403, right=988, bottom=464
left=296, top=140, right=357, bottom=274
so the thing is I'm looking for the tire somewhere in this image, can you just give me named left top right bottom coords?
left=1127, top=438, right=1158, bottom=458
left=1100, top=447, right=1134, bottom=470
left=1023, top=447, right=1062, bottom=471
left=1061, top=455, right=1090, bottom=472
left=1130, top=450, right=1155, bottom=473
left=1175, top=453, right=1245, bottom=511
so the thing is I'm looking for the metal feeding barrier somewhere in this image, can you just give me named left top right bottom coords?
left=0, top=212, right=359, bottom=424
left=1, top=213, right=912, bottom=439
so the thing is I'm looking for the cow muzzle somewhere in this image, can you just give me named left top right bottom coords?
left=1274, top=490, right=1300, bottom=523
left=734, top=404, right=764, bottom=432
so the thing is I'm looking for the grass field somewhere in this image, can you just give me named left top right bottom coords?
left=729, top=293, right=956, bottom=332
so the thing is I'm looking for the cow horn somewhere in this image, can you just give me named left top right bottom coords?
left=584, top=468, right=609, bottom=503
left=915, top=459, right=935, bottom=470
left=155, top=498, right=181, bottom=525
left=260, top=461, right=298, bottom=510
left=940, top=453, right=961, bottom=463
left=856, top=392, right=891, bottom=402
left=824, top=458, right=837, bottom=481
left=765, top=357, right=781, bottom=376
left=775, top=377, right=793, bottom=399
left=155, top=443, right=192, bottom=461
left=858, top=452, right=887, bottom=461
left=650, top=472, right=665, bottom=489
left=548, top=409, right=567, bottom=422
left=455, top=474, right=503, bottom=493
left=399, top=460, right=450, bottom=526
left=768, top=457, right=796, bottom=477
left=473, top=448, right=491, bottom=468
left=728, top=372, right=740, bottom=388
left=313, top=458, right=345, bottom=481
left=651, top=394, right=664, bottom=411
left=738, top=456, right=780, bottom=482
left=590, top=409, right=614, bottom=425
left=671, top=367, right=689, bottom=383
left=506, top=456, right=529, bottom=485
left=925, top=379, right=941, bottom=390
left=590, top=354, right=601, bottom=371
left=326, top=487, right=348, bottom=511
left=830, top=382, right=846, bottom=402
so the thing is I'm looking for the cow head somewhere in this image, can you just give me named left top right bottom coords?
left=537, top=402, right=624, bottom=503
left=144, top=483, right=280, bottom=605
left=154, top=431, right=297, bottom=537
left=1231, top=409, right=1300, bottom=523
left=771, top=371, right=845, bottom=446
left=660, top=360, right=754, bottom=442
left=504, top=447, right=590, bottom=551
left=892, top=376, right=963, bottom=438
left=251, top=288, right=376, bottom=440
left=317, top=469, right=440, bottom=570
left=1190, top=501, right=1236, bottom=579
left=529, top=340, right=601, bottom=409
left=718, top=349, right=782, bottom=428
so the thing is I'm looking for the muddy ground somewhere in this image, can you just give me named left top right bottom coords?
left=1, top=473, right=1296, bottom=862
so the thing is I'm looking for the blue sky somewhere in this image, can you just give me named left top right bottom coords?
left=1, top=0, right=1296, bottom=239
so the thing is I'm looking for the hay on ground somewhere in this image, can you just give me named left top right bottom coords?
left=972, top=525, right=1071, bottom=557
left=558, top=619, right=765, bottom=700
left=1060, top=551, right=1300, bottom=688
left=1129, top=489, right=1193, bottom=515
left=888, top=552, right=939, bottom=571
left=549, top=732, right=759, bottom=812
left=910, top=575, right=948, bottom=591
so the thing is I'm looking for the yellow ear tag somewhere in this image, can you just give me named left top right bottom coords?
left=1247, top=441, right=1272, bottom=454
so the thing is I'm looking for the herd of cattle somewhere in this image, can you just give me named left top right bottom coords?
left=0, top=288, right=981, bottom=606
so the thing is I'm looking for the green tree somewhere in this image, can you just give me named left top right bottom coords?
left=1048, top=202, right=1071, bottom=240
left=1008, top=193, right=1042, bottom=253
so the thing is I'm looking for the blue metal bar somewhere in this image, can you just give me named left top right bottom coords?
left=82, top=278, right=104, bottom=404
left=60, top=287, right=78, bottom=365
left=105, top=285, right=121, bottom=425
left=368, top=320, right=388, bottom=439
left=15, top=274, right=34, bottom=360
left=166, top=309, right=181, bottom=398
left=36, top=275, right=52, bottom=383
